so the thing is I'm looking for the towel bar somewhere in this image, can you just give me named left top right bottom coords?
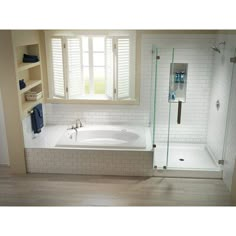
left=28, top=110, right=34, bottom=114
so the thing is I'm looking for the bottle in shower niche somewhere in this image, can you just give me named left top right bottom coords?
left=175, top=72, right=180, bottom=83
left=180, top=72, right=185, bottom=83
left=169, top=91, right=176, bottom=101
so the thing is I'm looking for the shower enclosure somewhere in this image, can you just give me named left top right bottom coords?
left=150, top=44, right=236, bottom=173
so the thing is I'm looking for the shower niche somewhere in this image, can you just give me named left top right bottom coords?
left=169, top=63, right=188, bottom=103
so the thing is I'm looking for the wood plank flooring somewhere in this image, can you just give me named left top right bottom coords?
left=0, top=166, right=232, bottom=206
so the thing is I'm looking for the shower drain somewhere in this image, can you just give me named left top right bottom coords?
left=179, top=158, right=184, bottom=161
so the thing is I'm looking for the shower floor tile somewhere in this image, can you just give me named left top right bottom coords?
left=153, top=144, right=220, bottom=170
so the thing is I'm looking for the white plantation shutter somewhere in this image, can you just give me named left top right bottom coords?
left=51, top=37, right=65, bottom=98
left=129, top=33, right=136, bottom=99
left=67, top=38, right=82, bottom=99
left=47, top=31, right=136, bottom=101
left=105, top=37, right=113, bottom=99
left=117, top=37, right=130, bottom=99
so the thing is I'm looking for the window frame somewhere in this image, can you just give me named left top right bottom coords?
left=84, top=36, right=106, bottom=97
left=45, top=30, right=139, bottom=105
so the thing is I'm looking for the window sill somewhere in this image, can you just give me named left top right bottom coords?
left=69, top=94, right=110, bottom=100
left=46, top=98, right=140, bottom=105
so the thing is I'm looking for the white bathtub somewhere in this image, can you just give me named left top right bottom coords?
left=56, top=125, right=147, bottom=149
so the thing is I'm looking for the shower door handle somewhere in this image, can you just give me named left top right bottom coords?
left=177, top=101, right=182, bottom=124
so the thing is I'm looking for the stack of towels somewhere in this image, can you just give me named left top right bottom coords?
left=23, top=54, right=39, bottom=63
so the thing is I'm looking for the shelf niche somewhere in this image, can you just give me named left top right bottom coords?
left=16, top=44, right=40, bottom=66
left=18, top=65, right=41, bottom=91
left=15, top=42, right=44, bottom=119
left=20, top=83, right=43, bottom=115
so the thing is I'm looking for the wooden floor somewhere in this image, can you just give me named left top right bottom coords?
left=0, top=166, right=232, bottom=206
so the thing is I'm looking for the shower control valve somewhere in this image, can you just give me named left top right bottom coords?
left=75, top=118, right=83, bottom=128
left=216, top=100, right=220, bottom=110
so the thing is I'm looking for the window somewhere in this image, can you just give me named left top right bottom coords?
left=45, top=31, right=136, bottom=102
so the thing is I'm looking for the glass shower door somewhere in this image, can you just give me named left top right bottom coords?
left=152, top=46, right=227, bottom=171
left=150, top=45, right=158, bottom=148
left=167, top=47, right=223, bottom=170
left=167, top=48, right=192, bottom=169
left=152, top=47, right=175, bottom=169
left=222, top=48, right=236, bottom=169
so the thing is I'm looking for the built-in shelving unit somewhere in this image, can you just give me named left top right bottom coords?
left=14, top=43, right=44, bottom=119
left=19, top=80, right=42, bottom=94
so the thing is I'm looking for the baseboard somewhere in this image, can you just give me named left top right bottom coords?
left=153, top=169, right=223, bottom=179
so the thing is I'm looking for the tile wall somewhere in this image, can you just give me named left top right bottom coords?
left=25, top=148, right=153, bottom=176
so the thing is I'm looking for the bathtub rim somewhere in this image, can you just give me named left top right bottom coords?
left=56, top=125, right=147, bottom=150
left=23, top=124, right=153, bottom=152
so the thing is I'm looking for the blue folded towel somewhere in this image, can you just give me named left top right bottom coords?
left=31, top=103, right=44, bottom=134
left=23, top=54, right=39, bottom=63
left=19, top=79, right=26, bottom=90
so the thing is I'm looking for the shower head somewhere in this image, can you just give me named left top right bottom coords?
left=211, top=45, right=221, bottom=53
left=211, top=41, right=226, bottom=54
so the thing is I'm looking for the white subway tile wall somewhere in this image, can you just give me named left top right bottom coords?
left=45, top=103, right=150, bottom=126
left=25, top=148, right=153, bottom=176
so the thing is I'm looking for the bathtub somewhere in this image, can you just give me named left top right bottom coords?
left=56, top=125, right=147, bottom=149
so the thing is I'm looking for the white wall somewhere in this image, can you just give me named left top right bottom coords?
left=0, top=89, right=9, bottom=165
left=45, top=103, right=150, bottom=126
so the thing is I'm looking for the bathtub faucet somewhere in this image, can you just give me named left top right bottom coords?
left=75, top=118, right=83, bottom=129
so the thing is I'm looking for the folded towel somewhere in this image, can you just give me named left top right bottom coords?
left=31, top=103, right=44, bottom=134
left=23, top=58, right=39, bottom=63
left=23, top=54, right=38, bottom=59
left=19, top=79, right=26, bottom=90
left=23, top=54, right=39, bottom=63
